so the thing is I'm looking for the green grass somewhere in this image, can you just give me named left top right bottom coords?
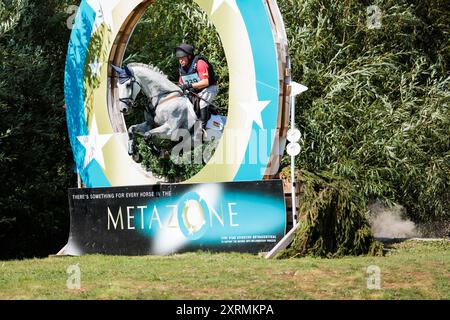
left=0, top=240, right=448, bottom=300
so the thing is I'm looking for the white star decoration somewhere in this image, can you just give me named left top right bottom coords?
left=77, top=115, right=113, bottom=169
left=240, top=100, right=271, bottom=129
left=87, top=0, right=120, bottom=33
left=89, top=58, right=102, bottom=78
left=211, top=0, right=239, bottom=15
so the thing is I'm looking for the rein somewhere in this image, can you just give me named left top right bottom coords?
left=121, top=75, right=218, bottom=117
left=120, top=77, right=182, bottom=114
left=186, top=90, right=220, bottom=111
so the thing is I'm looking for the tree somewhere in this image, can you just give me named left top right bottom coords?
left=0, top=0, right=77, bottom=259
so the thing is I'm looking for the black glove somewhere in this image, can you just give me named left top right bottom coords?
left=180, top=83, right=192, bottom=91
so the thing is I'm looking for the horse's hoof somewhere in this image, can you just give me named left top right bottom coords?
left=132, top=153, right=141, bottom=162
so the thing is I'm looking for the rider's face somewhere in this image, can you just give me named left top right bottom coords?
left=179, top=56, right=190, bottom=68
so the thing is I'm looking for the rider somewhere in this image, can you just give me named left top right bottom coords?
left=175, top=43, right=219, bottom=129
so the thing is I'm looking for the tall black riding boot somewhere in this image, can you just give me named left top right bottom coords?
left=200, top=107, right=210, bottom=130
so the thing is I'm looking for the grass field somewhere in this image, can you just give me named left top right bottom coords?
left=0, top=240, right=448, bottom=300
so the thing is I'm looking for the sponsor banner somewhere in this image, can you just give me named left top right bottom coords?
left=66, top=180, right=286, bottom=255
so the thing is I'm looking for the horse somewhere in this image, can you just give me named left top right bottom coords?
left=112, top=63, right=201, bottom=155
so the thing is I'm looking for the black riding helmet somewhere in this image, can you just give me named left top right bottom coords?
left=175, top=43, right=195, bottom=58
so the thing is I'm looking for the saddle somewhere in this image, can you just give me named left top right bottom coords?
left=187, top=92, right=219, bottom=119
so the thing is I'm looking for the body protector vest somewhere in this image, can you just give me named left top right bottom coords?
left=180, top=56, right=218, bottom=92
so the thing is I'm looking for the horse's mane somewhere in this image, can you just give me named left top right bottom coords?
left=128, top=63, right=168, bottom=79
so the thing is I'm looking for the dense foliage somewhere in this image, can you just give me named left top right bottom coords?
left=279, top=0, right=449, bottom=256
left=281, top=0, right=449, bottom=229
left=0, top=0, right=78, bottom=259
left=0, top=0, right=448, bottom=259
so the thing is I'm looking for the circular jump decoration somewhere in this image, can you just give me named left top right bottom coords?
left=65, top=0, right=291, bottom=188
left=177, top=191, right=210, bottom=240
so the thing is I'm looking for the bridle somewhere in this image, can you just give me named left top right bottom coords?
left=119, top=77, right=142, bottom=109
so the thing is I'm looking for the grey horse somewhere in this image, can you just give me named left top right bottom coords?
left=112, top=63, right=201, bottom=155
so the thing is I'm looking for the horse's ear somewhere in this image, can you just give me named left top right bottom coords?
left=111, top=64, right=124, bottom=74
left=124, top=65, right=134, bottom=77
